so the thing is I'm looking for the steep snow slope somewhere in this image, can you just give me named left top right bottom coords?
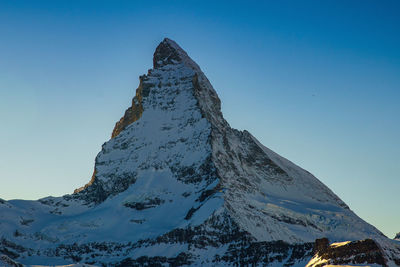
left=0, top=38, right=399, bottom=266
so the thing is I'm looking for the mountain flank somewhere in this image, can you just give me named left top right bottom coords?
left=0, top=38, right=399, bottom=266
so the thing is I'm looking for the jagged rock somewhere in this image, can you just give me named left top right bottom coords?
left=1, top=38, right=400, bottom=266
left=313, top=238, right=329, bottom=254
left=306, top=238, right=388, bottom=267
left=111, top=75, right=146, bottom=139
left=0, top=254, right=23, bottom=267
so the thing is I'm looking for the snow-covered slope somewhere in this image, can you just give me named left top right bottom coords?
left=1, top=38, right=399, bottom=266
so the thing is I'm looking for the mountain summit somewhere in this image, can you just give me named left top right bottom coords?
left=1, top=38, right=399, bottom=266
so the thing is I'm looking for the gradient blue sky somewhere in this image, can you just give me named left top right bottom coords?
left=0, top=0, right=399, bottom=238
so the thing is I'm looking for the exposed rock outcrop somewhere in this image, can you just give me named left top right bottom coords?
left=306, top=238, right=388, bottom=267
left=111, top=75, right=147, bottom=139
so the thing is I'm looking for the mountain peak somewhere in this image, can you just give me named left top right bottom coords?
left=153, top=38, right=183, bottom=68
left=153, top=38, right=200, bottom=71
left=2, top=39, right=399, bottom=266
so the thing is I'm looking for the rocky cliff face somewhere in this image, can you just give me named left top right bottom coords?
left=1, top=38, right=399, bottom=266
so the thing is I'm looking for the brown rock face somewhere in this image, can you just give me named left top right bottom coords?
left=313, top=238, right=329, bottom=254
left=73, top=168, right=96, bottom=194
left=307, top=238, right=388, bottom=267
left=111, top=75, right=146, bottom=139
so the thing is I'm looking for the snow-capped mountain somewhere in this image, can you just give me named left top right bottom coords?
left=1, top=38, right=399, bottom=266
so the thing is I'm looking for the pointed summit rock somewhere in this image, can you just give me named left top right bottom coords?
left=153, top=38, right=184, bottom=68
left=0, top=38, right=399, bottom=266
left=153, top=38, right=202, bottom=71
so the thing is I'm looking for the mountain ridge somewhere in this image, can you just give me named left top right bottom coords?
left=0, top=38, right=399, bottom=266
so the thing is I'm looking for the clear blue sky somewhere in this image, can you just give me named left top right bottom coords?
left=0, top=0, right=399, bottom=238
